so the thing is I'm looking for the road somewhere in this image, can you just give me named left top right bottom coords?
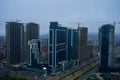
left=78, top=66, right=98, bottom=80
left=8, top=58, right=99, bottom=80
left=56, top=58, right=99, bottom=80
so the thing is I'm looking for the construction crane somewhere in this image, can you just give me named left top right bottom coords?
left=5, top=19, right=21, bottom=23
left=97, top=21, right=120, bottom=27
left=69, top=22, right=83, bottom=27
left=113, top=22, right=120, bottom=27
left=16, top=19, right=20, bottom=23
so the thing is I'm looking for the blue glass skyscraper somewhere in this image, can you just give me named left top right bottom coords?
left=67, top=28, right=78, bottom=61
left=48, top=22, right=67, bottom=73
left=99, top=24, right=115, bottom=72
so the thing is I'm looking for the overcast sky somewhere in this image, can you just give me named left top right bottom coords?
left=0, top=0, right=120, bottom=35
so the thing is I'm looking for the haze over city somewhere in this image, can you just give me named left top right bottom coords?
left=1, top=0, right=120, bottom=80
left=0, top=0, right=120, bottom=35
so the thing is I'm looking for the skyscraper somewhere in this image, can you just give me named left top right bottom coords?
left=78, top=27, right=88, bottom=61
left=25, top=23, right=39, bottom=63
left=87, top=45, right=94, bottom=59
left=28, top=39, right=42, bottom=68
left=98, top=28, right=101, bottom=52
left=67, top=28, right=78, bottom=61
left=26, top=23, right=39, bottom=41
left=99, top=24, right=115, bottom=72
left=6, top=22, right=24, bottom=64
left=48, top=22, right=67, bottom=73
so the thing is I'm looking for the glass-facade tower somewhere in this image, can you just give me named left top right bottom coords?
left=49, top=22, right=67, bottom=73
left=99, top=24, right=115, bottom=72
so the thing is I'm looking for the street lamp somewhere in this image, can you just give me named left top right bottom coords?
left=43, top=67, right=47, bottom=77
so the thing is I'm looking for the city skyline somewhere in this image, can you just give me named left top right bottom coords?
left=1, top=0, right=120, bottom=79
left=1, top=21, right=120, bottom=79
left=1, top=0, right=120, bottom=35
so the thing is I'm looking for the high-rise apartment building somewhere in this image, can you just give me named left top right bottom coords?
left=48, top=22, right=67, bottom=73
left=98, top=28, right=101, bottom=52
left=6, top=22, right=24, bottom=64
left=28, top=39, right=42, bottom=68
left=25, top=23, right=39, bottom=63
left=87, top=45, right=94, bottom=59
left=26, top=23, right=39, bottom=40
left=99, top=24, right=115, bottom=72
left=78, top=27, right=88, bottom=61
